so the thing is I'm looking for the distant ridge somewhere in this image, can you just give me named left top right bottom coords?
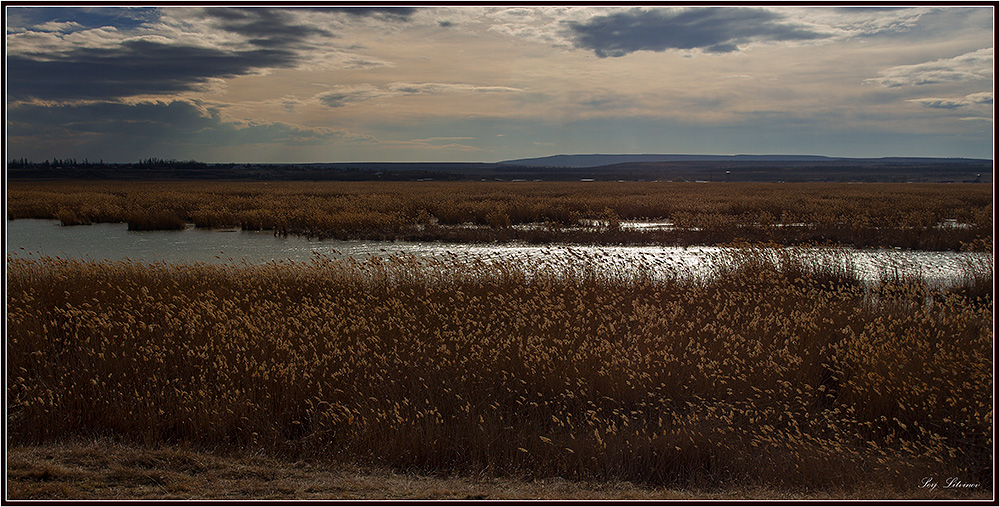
left=499, top=154, right=987, bottom=168
left=8, top=154, right=991, bottom=182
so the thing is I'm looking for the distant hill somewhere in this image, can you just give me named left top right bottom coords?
left=498, top=153, right=987, bottom=168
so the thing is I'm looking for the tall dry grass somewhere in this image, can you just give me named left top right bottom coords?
left=6, top=247, right=993, bottom=493
left=6, top=181, right=992, bottom=249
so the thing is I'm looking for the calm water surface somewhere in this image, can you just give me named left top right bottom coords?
left=6, top=219, right=984, bottom=286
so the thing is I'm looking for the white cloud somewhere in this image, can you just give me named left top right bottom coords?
left=317, top=82, right=523, bottom=108
left=965, top=92, right=994, bottom=104
left=866, top=48, right=994, bottom=87
left=790, top=7, right=933, bottom=38
left=5, top=26, right=126, bottom=56
left=35, top=20, right=85, bottom=32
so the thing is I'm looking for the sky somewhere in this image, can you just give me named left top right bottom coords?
left=4, top=5, right=995, bottom=163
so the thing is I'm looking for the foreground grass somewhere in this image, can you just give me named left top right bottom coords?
left=7, top=180, right=993, bottom=249
left=7, top=248, right=994, bottom=498
left=9, top=440, right=985, bottom=500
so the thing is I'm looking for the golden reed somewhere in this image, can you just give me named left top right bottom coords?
left=7, top=247, right=992, bottom=492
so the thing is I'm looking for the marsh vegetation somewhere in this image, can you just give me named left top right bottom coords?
left=7, top=246, right=993, bottom=497
left=7, top=181, right=992, bottom=250
left=6, top=180, right=993, bottom=498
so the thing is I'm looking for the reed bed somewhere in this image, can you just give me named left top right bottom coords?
left=6, top=247, right=993, bottom=495
left=7, top=181, right=992, bottom=250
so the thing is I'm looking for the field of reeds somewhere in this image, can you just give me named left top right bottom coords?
left=7, top=247, right=993, bottom=498
left=6, top=181, right=992, bottom=250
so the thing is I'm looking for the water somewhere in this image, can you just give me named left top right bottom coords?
left=5, top=219, right=986, bottom=287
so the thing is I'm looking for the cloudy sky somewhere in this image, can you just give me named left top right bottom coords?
left=5, top=5, right=995, bottom=162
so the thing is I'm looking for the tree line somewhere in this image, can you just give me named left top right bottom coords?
left=8, top=158, right=207, bottom=169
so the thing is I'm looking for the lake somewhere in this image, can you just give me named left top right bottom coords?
left=5, top=219, right=986, bottom=287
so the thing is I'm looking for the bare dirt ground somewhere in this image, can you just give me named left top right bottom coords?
left=6, top=440, right=990, bottom=501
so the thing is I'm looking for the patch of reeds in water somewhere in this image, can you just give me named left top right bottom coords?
left=6, top=247, right=993, bottom=494
left=126, top=211, right=186, bottom=231
left=6, top=181, right=993, bottom=250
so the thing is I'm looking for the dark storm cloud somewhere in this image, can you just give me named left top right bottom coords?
left=198, top=6, right=416, bottom=46
left=7, top=100, right=340, bottom=158
left=6, top=39, right=297, bottom=101
left=319, top=7, right=417, bottom=20
left=565, top=8, right=828, bottom=58
left=918, top=99, right=966, bottom=109
left=199, top=8, right=334, bottom=47
left=9, top=101, right=218, bottom=138
left=318, top=93, right=358, bottom=108
left=7, top=6, right=419, bottom=103
left=910, top=92, right=993, bottom=110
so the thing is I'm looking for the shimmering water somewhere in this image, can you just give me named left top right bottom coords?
left=5, top=219, right=985, bottom=286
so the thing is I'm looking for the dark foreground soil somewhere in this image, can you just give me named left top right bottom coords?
left=6, top=440, right=991, bottom=501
